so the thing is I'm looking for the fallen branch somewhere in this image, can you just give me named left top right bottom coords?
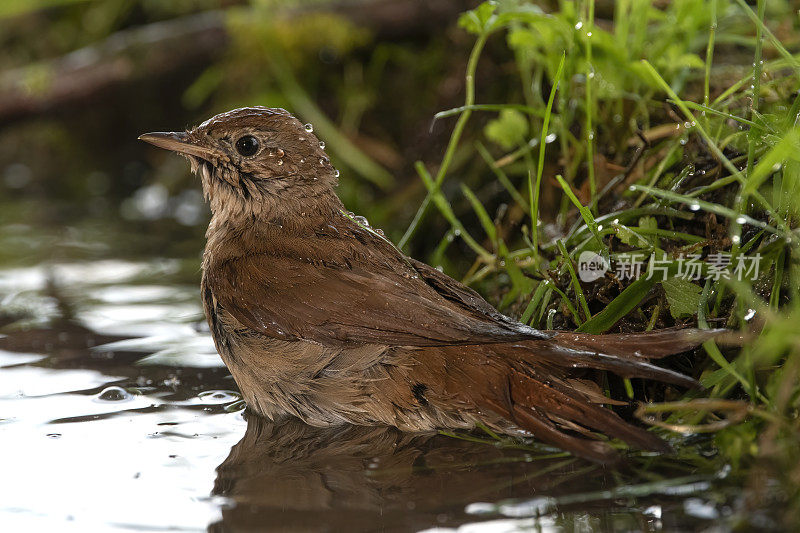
left=0, top=0, right=470, bottom=125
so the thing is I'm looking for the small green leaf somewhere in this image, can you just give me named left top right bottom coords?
left=484, top=109, right=529, bottom=149
left=662, top=277, right=703, bottom=319
left=638, top=216, right=659, bottom=248
left=638, top=216, right=657, bottom=231
left=614, top=223, right=639, bottom=247
left=673, top=53, right=705, bottom=69
left=458, top=1, right=497, bottom=35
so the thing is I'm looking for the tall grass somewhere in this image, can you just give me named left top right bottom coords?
left=411, top=0, right=800, bottom=525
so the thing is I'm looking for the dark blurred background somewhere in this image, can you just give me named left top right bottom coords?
left=0, top=0, right=504, bottom=272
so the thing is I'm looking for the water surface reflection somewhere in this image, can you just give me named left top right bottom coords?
left=212, top=416, right=599, bottom=532
left=0, top=259, right=726, bottom=531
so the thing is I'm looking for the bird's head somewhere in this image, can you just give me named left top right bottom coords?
left=139, top=107, right=340, bottom=221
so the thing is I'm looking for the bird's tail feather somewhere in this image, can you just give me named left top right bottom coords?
left=505, top=340, right=700, bottom=388
left=549, top=327, right=727, bottom=359
left=479, top=365, right=671, bottom=463
left=469, top=328, right=724, bottom=462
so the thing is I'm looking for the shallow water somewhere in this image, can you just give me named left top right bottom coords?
left=0, top=232, right=736, bottom=532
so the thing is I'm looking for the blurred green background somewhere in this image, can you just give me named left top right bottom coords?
left=0, top=0, right=486, bottom=268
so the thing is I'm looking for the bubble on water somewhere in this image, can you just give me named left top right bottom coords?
left=319, top=141, right=326, bottom=149
left=198, top=390, right=239, bottom=404
left=304, top=123, right=314, bottom=132
left=96, top=386, right=133, bottom=402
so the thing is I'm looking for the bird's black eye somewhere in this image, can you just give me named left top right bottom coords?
left=235, top=135, right=260, bottom=157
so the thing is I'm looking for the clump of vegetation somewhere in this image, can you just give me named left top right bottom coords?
left=405, top=0, right=799, bottom=527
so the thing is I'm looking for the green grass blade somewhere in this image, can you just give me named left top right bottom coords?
left=461, top=183, right=497, bottom=246
left=630, top=184, right=782, bottom=235
left=583, top=0, right=597, bottom=211
left=733, top=0, right=800, bottom=77
left=556, top=174, right=606, bottom=255
left=434, top=104, right=545, bottom=121
left=521, top=281, right=549, bottom=325
left=577, top=276, right=658, bottom=333
left=742, top=127, right=800, bottom=195
left=416, top=161, right=493, bottom=261
left=476, top=141, right=530, bottom=214
left=704, top=0, right=718, bottom=107
left=531, top=52, right=566, bottom=252
left=671, top=100, right=759, bottom=129
left=557, top=239, right=591, bottom=320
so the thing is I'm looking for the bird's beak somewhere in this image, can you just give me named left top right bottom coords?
left=138, top=131, right=215, bottom=160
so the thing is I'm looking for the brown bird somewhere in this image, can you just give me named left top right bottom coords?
left=140, top=107, right=718, bottom=463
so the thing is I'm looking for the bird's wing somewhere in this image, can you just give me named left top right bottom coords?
left=205, top=235, right=548, bottom=347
